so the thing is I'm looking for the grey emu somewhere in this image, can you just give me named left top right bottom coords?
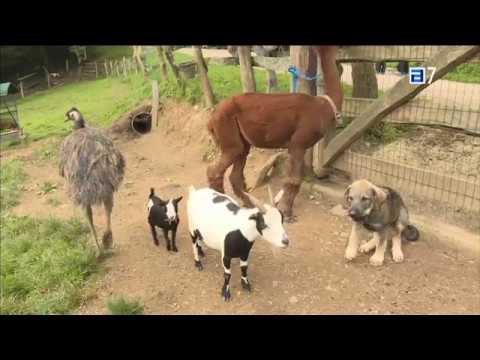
left=59, top=107, right=125, bottom=251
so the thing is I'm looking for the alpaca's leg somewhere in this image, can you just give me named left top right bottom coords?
left=278, top=146, right=305, bottom=221
left=207, top=153, right=236, bottom=193
left=85, top=205, right=101, bottom=251
left=229, top=147, right=252, bottom=207
left=102, top=195, right=113, bottom=249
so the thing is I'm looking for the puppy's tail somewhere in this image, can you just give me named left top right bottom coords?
left=401, top=225, right=419, bottom=242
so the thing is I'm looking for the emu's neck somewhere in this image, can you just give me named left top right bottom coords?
left=316, top=46, right=343, bottom=111
left=73, top=118, right=86, bottom=130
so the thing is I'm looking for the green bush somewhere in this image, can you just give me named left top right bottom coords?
left=107, top=297, right=144, bottom=315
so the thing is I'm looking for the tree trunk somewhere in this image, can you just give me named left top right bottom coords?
left=156, top=46, right=169, bottom=81
left=193, top=46, right=216, bottom=108
left=133, top=46, right=147, bottom=77
left=238, top=46, right=256, bottom=93
left=163, top=46, right=183, bottom=86
left=291, top=46, right=317, bottom=177
left=352, top=62, right=378, bottom=98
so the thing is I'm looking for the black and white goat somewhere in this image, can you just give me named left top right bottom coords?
left=147, top=188, right=183, bottom=252
left=187, top=185, right=289, bottom=301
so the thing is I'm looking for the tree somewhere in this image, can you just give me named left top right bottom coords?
left=351, top=62, right=378, bottom=98
left=238, top=46, right=256, bottom=93
left=193, top=46, right=216, bottom=108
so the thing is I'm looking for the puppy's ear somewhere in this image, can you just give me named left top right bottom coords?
left=342, top=185, right=351, bottom=210
left=370, top=186, right=387, bottom=206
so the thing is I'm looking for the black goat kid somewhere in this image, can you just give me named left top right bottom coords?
left=147, top=188, right=183, bottom=252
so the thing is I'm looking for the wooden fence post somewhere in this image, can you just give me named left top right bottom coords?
left=238, top=46, right=256, bottom=92
left=19, top=81, right=24, bottom=98
left=116, top=61, right=121, bottom=77
left=151, top=80, right=159, bottom=127
left=123, top=56, right=127, bottom=77
left=291, top=46, right=317, bottom=177
left=104, top=61, right=109, bottom=77
left=193, top=46, right=216, bottom=108
left=65, top=58, right=69, bottom=73
left=95, top=61, right=98, bottom=78
left=42, top=66, right=51, bottom=88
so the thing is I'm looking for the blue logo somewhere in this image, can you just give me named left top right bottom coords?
left=409, top=67, right=426, bottom=85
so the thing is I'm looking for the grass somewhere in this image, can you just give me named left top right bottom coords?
left=38, top=181, right=58, bottom=196
left=0, top=159, right=99, bottom=315
left=17, top=74, right=150, bottom=141
left=444, top=63, right=480, bottom=84
left=0, top=159, right=27, bottom=213
left=107, top=297, right=144, bottom=315
left=46, top=196, right=62, bottom=207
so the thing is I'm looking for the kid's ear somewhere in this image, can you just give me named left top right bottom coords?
left=175, top=196, right=183, bottom=203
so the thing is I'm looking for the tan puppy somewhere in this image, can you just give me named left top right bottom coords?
left=343, top=179, right=419, bottom=266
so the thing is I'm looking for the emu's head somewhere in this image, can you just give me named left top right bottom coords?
left=65, top=107, right=85, bottom=129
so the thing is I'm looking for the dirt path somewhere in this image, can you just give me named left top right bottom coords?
left=8, top=101, right=480, bottom=314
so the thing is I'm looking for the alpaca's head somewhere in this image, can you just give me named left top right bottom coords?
left=65, top=107, right=85, bottom=129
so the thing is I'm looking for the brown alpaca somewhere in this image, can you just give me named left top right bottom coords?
left=207, top=46, right=343, bottom=221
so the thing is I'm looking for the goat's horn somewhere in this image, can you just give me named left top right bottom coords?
left=243, top=192, right=267, bottom=214
left=267, top=185, right=274, bottom=206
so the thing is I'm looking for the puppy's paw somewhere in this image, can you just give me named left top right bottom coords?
left=345, top=246, right=358, bottom=261
left=369, top=254, right=384, bottom=266
left=392, top=248, right=404, bottom=263
left=359, top=241, right=373, bottom=254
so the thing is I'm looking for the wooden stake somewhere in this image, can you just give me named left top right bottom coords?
left=151, top=80, right=159, bottom=127
left=238, top=46, right=256, bottom=92
left=193, top=46, right=215, bottom=108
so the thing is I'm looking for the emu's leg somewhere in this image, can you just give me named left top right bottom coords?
left=229, top=147, right=252, bottom=207
left=222, top=256, right=232, bottom=301
left=102, top=195, right=113, bottom=249
left=207, top=153, right=236, bottom=193
left=85, top=205, right=101, bottom=251
left=240, top=257, right=251, bottom=292
left=278, top=146, right=306, bottom=222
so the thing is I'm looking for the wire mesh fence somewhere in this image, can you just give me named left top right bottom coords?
left=330, top=46, right=480, bottom=232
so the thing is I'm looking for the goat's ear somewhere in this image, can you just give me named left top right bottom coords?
left=174, top=196, right=183, bottom=203
left=249, top=212, right=267, bottom=234
left=150, top=188, right=155, bottom=198
left=274, top=189, right=284, bottom=207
